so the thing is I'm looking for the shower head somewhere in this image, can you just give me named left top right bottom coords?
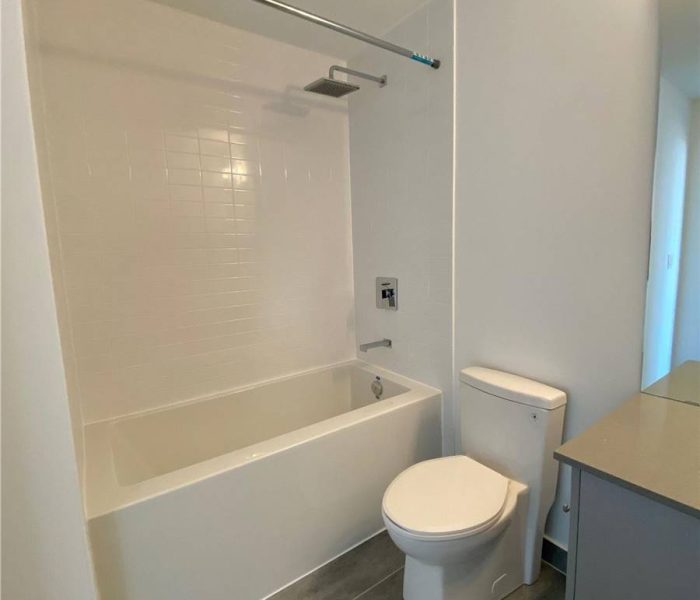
left=304, top=78, right=360, bottom=97
left=304, top=65, right=386, bottom=98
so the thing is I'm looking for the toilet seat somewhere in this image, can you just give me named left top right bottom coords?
left=382, top=456, right=509, bottom=539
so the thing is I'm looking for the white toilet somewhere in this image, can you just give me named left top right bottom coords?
left=382, top=367, right=566, bottom=600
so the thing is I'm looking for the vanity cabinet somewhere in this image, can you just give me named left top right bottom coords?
left=564, top=468, right=699, bottom=600
left=555, top=392, right=700, bottom=600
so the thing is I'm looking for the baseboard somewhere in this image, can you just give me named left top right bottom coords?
left=541, top=537, right=567, bottom=575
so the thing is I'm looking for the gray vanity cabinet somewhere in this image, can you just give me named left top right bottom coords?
left=564, top=468, right=700, bottom=600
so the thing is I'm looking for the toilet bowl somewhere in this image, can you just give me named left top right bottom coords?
left=382, top=455, right=528, bottom=600
left=381, top=367, right=567, bottom=600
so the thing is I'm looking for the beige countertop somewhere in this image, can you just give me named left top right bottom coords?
left=555, top=392, right=700, bottom=518
left=643, top=360, right=700, bottom=406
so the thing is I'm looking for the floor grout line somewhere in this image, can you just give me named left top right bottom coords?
left=352, top=566, right=404, bottom=600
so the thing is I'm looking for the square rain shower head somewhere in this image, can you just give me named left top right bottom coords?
left=304, top=77, right=360, bottom=97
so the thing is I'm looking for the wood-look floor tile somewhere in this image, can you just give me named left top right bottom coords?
left=270, top=531, right=565, bottom=600
left=354, top=568, right=403, bottom=600
left=269, top=532, right=404, bottom=600
left=505, top=564, right=566, bottom=600
left=350, top=563, right=566, bottom=600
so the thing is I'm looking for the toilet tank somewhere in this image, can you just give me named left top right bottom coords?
left=459, top=367, right=566, bottom=584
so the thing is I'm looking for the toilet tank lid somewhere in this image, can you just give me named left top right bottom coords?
left=460, top=367, right=566, bottom=410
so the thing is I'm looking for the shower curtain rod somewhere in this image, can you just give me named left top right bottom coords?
left=250, top=0, right=441, bottom=69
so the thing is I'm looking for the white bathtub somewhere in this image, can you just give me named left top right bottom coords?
left=85, top=361, right=441, bottom=600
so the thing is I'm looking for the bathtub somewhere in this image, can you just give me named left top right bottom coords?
left=85, top=361, right=441, bottom=600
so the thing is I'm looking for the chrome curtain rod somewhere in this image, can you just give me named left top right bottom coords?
left=250, top=0, right=441, bottom=69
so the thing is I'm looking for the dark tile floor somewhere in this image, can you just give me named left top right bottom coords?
left=270, top=531, right=565, bottom=600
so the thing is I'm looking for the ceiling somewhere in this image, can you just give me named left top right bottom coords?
left=152, top=0, right=429, bottom=60
left=660, top=0, right=700, bottom=98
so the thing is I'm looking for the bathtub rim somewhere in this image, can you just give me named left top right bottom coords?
left=84, top=360, right=441, bottom=520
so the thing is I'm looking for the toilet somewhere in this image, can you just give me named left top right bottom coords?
left=382, top=367, right=566, bottom=600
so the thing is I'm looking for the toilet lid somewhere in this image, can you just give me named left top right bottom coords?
left=382, top=456, right=509, bottom=537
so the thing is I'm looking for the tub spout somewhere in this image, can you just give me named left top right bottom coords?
left=359, top=338, right=392, bottom=352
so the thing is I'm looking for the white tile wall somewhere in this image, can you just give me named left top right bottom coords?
left=348, top=0, right=454, bottom=452
left=30, top=0, right=355, bottom=423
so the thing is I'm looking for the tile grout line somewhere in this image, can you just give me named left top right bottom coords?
left=352, top=566, right=404, bottom=600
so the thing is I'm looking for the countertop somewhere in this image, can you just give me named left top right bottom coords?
left=555, top=392, right=700, bottom=518
left=643, top=360, right=700, bottom=406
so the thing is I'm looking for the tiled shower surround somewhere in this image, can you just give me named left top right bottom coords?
left=28, top=0, right=355, bottom=425
left=349, top=0, right=453, bottom=451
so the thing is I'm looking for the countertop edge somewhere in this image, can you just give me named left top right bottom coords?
left=554, top=450, right=700, bottom=520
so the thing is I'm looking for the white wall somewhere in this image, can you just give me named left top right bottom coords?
left=0, top=0, right=97, bottom=596
left=349, top=0, right=454, bottom=451
left=28, top=0, right=355, bottom=423
left=643, top=77, right=691, bottom=387
left=673, top=100, right=700, bottom=365
left=454, top=0, right=658, bottom=547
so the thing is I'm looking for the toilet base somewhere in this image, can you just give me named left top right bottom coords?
left=403, top=555, right=520, bottom=600
left=401, top=486, right=528, bottom=600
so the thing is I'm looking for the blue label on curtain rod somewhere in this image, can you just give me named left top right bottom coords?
left=411, top=53, right=438, bottom=68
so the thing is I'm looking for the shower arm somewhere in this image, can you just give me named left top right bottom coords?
left=330, top=66, right=387, bottom=87
left=250, top=0, right=440, bottom=69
